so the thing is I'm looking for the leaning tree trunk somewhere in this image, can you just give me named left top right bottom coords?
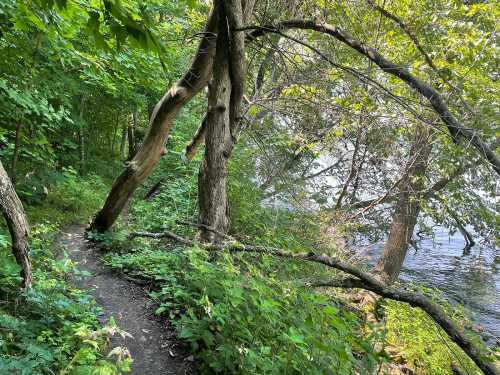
left=0, top=160, right=32, bottom=288
left=373, top=126, right=432, bottom=284
left=198, top=0, right=248, bottom=242
left=89, top=10, right=217, bottom=233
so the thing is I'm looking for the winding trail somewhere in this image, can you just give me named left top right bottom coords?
left=58, top=225, right=194, bottom=375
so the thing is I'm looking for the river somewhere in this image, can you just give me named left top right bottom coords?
left=358, top=227, right=499, bottom=347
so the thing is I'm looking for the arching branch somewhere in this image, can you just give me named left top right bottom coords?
left=243, top=21, right=500, bottom=176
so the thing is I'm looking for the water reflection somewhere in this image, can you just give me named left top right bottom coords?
left=359, top=227, right=499, bottom=346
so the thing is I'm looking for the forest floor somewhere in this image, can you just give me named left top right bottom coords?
left=58, top=225, right=195, bottom=375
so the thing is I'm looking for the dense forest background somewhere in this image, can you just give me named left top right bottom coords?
left=0, top=0, right=498, bottom=374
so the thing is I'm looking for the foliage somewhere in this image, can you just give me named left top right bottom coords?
left=26, top=167, right=108, bottom=225
left=105, top=244, right=381, bottom=374
left=0, top=220, right=130, bottom=374
left=175, top=250, right=379, bottom=374
left=0, top=155, right=124, bottom=374
left=384, top=299, right=484, bottom=375
left=0, top=0, right=498, bottom=373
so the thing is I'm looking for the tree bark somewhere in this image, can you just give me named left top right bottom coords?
left=198, top=1, right=233, bottom=242
left=127, top=111, right=138, bottom=160
left=0, top=160, right=32, bottom=288
left=10, top=123, right=23, bottom=185
left=448, top=209, right=475, bottom=253
left=184, top=1, right=256, bottom=161
left=197, top=0, right=249, bottom=242
left=89, top=10, right=217, bottom=232
left=185, top=114, right=207, bottom=161
left=373, top=126, right=432, bottom=283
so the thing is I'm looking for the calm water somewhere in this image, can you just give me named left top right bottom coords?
left=359, top=228, right=499, bottom=347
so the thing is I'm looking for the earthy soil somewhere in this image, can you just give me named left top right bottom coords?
left=58, top=225, right=195, bottom=375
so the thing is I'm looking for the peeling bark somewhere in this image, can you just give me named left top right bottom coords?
left=184, top=0, right=255, bottom=162
left=198, top=1, right=233, bottom=242
left=198, top=0, right=251, bottom=242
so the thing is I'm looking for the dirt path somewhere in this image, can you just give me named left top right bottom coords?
left=58, top=225, right=194, bottom=375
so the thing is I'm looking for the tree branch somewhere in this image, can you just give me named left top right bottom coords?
left=243, top=21, right=500, bottom=176
left=348, top=159, right=479, bottom=211
left=314, top=278, right=498, bottom=375
left=185, top=114, right=207, bottom=161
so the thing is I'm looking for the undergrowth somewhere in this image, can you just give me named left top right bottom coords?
left=0, top=168, right=131, bottom=374
left=99, top=141, right=495, bottom=374
left=1, top=125, right=494, bottom=374
left=383, top=296, right=490, bottom=375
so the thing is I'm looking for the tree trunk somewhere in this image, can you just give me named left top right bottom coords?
left=120, top=124, right=128, bottom=160
left=10, top=123, right=23, bottom=185
left=89, top=10, right=217, bottom=233
left=373, top=126, right=432, bottom=284
left=127, top=112, right=138, bottom=160
left=198, top=0, right=248, bottom=242
left=335, top=126, right=362, bottom=209
left=79, top=96, right=86, bottom=175
left=448, top=209, right=475, bottom=253
left=184, top=0, right=256, bottom=162
left=185, top=114, right=207, bottom=161
left=0, top=160, right=32, bottom=288
left=198, top=2, right=233, bottom=242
